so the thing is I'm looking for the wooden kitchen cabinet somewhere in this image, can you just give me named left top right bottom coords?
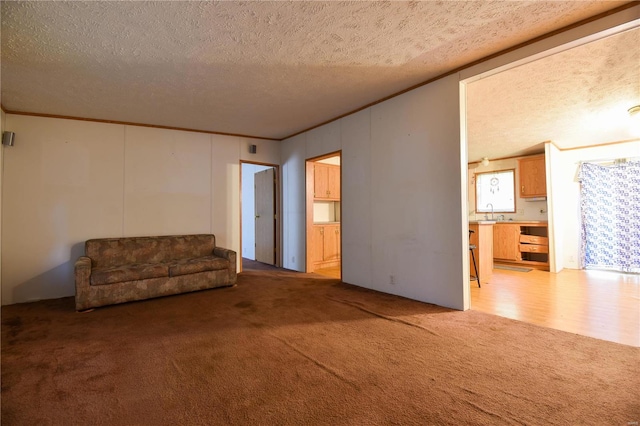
left=493, top=222, right=549, bottom=270
left=311, top=226, right=325, bottom=266
left=518, top=155, right=546, bottom=197
left=328, top=166, right=340, bottom=200
left=493, top=224, right=521, bottom=261
left=314, top=163, right=340, bottom=200
left=312, top=224, right=341, bottom=269
left=323, top=224, right=340, bottom=262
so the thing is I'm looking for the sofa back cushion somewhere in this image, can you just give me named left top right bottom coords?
left=86, top=235, right=217, bottom=268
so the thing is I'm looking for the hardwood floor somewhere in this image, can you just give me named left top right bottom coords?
left=471, top=268, right=640, bottom=347
left=314, top=264, right=341, bottom=279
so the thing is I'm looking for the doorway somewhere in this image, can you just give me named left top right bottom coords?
left=305, top=152, right=341, bottom=279
left=240, top=161, right=280, bottom=270
left=460, top=24, right=640, bottom=345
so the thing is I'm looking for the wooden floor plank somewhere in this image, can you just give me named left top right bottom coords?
left=471, top=268, right=640, bottom=347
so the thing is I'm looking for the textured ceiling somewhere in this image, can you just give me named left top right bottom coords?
left=467, top=26, right=640, bottom=163
left=0, top=1, right=634, bottom=144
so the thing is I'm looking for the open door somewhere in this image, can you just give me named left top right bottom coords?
left=254, top=168, right=276, bottom=265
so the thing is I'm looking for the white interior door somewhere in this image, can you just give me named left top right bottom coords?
left=254, top=168, right=275, bottom=265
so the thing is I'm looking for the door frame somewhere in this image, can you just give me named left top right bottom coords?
left=239, top=160, right=281, bottom=272
left=305, top=151, right=342, bottom=275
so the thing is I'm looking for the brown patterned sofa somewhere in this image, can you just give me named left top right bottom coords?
left=74, top=234, right=236, bottom=311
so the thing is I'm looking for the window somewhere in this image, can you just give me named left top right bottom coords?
left=475, top=169, right=516, bottom=213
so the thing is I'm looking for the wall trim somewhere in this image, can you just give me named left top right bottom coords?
left=1, top=109, right=280, bottom=142
left=469, top=138, right=640, bottom=165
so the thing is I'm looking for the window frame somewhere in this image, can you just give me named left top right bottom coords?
left=475, top=168, right=516, bottom=214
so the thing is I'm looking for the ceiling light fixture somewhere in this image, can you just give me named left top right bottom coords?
left=629, top=105, right=640, bottom=135
left=481, top=157, right=490, bottom=167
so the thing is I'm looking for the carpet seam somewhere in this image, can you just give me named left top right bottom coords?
left=326, top=297, right=442, bottom=337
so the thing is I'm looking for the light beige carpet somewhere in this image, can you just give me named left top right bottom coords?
left=2, top=269, right=639, bottom=425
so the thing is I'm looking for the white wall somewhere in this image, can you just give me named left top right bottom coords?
left=552, top=140, right=640, bottom=270
left=281, top=133, right=307, bottom=271
left=341, top=109, right=373, bottom=288
left=2, top=116, right=125, bottom=304
left=241, top=163, right=273, bottom=260
left=282, top=75, right=466, bottom=310
left=369, top=75, right=464, bottom=308
left=0, top=114, right=278, bottom=305
left=124, top=126, right=212, bottom=236
left=546, top=143, right=564, bottom=273
left=468, top=156, right=548, bottom=221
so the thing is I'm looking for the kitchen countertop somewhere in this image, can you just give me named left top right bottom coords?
left=470, top=220, right=548, bottom=225
left=491, top=220, right=548, bottom=224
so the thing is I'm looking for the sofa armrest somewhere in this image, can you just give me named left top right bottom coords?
left=213, top=247, right=237, bottom=284
left=75, top=256, right=93, bottom=311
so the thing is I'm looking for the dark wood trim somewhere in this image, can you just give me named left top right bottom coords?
left=558, top=138, right=640, bottom=151
left=469, top=152, right=545, bottom=166
left=468, top=138, right=640, bottom=166
left=305, top=160, right=315, bottom=273
left=309, top=151, right=343, bottom=163
left=283, top=2, right=639, bottom=141
left=1, top=109, right=280, bottom=141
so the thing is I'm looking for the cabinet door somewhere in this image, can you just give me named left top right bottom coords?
left=327, top=165, right=341, bottom=200
left=311, top=226, right=325, bottom=265
left=519, top=155, right=546, bottom=197
left=493, top=224, right=521, bottom=261
left=314, top=164, right=330, bottom=199
left=323, top=225, right=340, bottom=261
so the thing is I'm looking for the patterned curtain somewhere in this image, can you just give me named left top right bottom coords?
left=577, top=161, right=640, bottom=273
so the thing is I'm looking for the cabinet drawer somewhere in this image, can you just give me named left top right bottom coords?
left=520, top=235, right=548, bottom=245
left=520, top=244, right=548, bottom=254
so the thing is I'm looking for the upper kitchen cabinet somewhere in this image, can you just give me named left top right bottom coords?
left=518, top=155, right=546, bottom=198
left=314, top=163, right=340, bottom=200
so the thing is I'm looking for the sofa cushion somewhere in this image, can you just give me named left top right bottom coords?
left=85, top=235, right=216, bottom=268
left=91, top=263, right=169, bottom=286
left=169, top=256, right=229, bottom=277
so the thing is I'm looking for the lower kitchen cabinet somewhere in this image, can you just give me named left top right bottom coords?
left=312, top=224, right=341, bottom=269
left=493, top=222, right=549, bottom=270
left=493, top=224, right=521, bottom=262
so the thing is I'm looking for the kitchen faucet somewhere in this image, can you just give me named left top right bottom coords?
left=486, top=203, right=494, bottom=220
